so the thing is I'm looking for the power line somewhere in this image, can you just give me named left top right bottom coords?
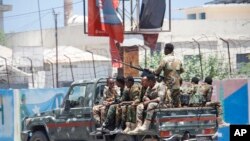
left=1, top=0, right=82, bottom=19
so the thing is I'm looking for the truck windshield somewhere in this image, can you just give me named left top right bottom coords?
left=69, top=85, right=87, bottom=101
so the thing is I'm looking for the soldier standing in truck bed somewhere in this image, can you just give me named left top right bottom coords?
left=150, top=43, right=184, bottom=107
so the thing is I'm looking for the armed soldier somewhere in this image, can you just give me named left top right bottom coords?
left=150, top=43, right=184, bottom=107
left=129, top=74, right=165, bottom=134
left=93, top=78, right=119, bottom=126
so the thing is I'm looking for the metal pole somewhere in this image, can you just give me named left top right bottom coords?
left=219, top=38, right=232, bottom=75
left=53, top=9, right=59, bottom=88
left=169, top=0, right=171, bottom=31
left=47, top=60, right=55, bottom=88
left=37, top=0, right=43, bottom=47
left=86, top=50, right=96, bottom=78
left=64, top=55, right=74, bottom=82
left=193, top=39, right=203, bottom=79
left=0, top=56, right=10, bottom=88
left=130, top=0, right=133, bottom=31
left=23, top=57, right=34, bottom=88
left=138, top=45, right=147, bottom=68
left=122, top=0, right=125, bottom=29
left=83, top=0, right=86, bottom=34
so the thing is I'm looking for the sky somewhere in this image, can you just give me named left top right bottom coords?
left=3, top=0, right=210, bottom=33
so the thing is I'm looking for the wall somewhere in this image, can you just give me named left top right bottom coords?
left=184, top=4, right=250, bottom=20
left=6, top=25, right=110, bottom=57
left=6, top=20, right=250, bottom=56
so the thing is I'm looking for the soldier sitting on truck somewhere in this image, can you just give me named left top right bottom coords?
left=93, top=78, right=120, bottom=126
left=100, top=76, right=141, bottom=133
left=201, top=76, right=230, bottom=127
left=97, top=76, right=128, bottom=132
left=129, top=74, right=165, bottom=134
left=121, top=76, right=141, bottom=133
left=126, top=75, right=148, bottom=132
left=188, top=77, right=202, bottom=107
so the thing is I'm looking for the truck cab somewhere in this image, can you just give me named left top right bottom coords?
left=21, top=78, right=218, bottom=141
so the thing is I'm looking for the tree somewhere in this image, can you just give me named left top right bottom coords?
left=141, top=52, right=230, bottom=81
left=182, top=55, right=229, bottom=81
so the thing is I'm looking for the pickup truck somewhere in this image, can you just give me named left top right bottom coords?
left=21, top=78, right=219, bottom=141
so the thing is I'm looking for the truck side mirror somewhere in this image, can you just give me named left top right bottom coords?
left=64, top=99, right=71, bottom=111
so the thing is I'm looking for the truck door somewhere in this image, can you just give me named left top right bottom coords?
left=55, top=84, right=94, bottom=141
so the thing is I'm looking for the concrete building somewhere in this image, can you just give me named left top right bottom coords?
left=0, top=0, right=12, bottom=31
left=4, top=1, right=250, bottom=88
left=183, top=3, right=250, bottom=20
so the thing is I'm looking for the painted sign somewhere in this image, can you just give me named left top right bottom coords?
left=0, top=90, right=14, bottom=141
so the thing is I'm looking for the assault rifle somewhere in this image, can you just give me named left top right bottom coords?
left=113, top=59, right=165, bottom=81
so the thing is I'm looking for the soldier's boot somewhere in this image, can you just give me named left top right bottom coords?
left=127, top=120, right=142, bottom=134
left=137, top=119, right=151, bottom=132
left=123, top=122, right=131, bottom=133
left=129, top=123, right=136, bottom=132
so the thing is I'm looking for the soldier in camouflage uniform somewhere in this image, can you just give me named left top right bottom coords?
left=129, top=74, right=165, bottom=134
left=151, top=43, right=184, bottom=107
left=93, top=78, right=119, bottom=125
left=188, top=77, right=204, bottom=107
left=100, top=76, right=128, bottom=132
left=122, top=76, right=141, bottom=133
left=202, top=76, right=229, bottom=127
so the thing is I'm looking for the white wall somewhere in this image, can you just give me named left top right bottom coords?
left=184, top=4, right=250, bottom=20
left=44, top=61, right=112, bottom=88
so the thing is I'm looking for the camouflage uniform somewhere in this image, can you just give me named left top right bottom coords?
left=136, top=82, right=165, bottom=125
left=93, top=86, right=119, bottom=124
left=125, top=84, right=141, bottom=124
left=189, top=83, right=212, bottom=107
left=161, top=85, right=173, bottom=108
left=103, top=87, right=129, bottom=129
left=153, top=53, right=184, bottom=107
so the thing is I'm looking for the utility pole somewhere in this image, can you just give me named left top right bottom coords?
left=37, top=0, right=43, bottom=47
left=53, top=9, right=59, bottom=88
left=193, top=39, right=203, bottom=79
left=220, top=37, right=232, bottom=76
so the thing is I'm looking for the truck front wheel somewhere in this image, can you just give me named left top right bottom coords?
left=30, top=131, right=49, bottom=141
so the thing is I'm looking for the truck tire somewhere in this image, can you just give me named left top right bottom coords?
left=114, top=134, right=135, bottom=141
left=30, top=131, right=49, bottom=141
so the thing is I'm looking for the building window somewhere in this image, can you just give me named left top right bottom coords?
left=187, top=14, right=196, bottom=20
left=236, top=53, right=250, bottom=69
left=199, top=12, right=206, bottom=19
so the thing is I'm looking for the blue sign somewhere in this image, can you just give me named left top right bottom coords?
left=0, top=90, right=14, bottom=141
left=20, top=88, right=68, bottom=119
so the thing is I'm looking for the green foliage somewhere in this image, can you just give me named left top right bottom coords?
left=238, top=55, right=250, bottom=76
left=182, top=55, right=229, bottom=81
left=147, top=52, right=164, bottom=69
left=238, top=62, right=250, bottom=76
left=0, top=30, right=6, bottom=46
left=141, top=52, right=230, bottom=81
